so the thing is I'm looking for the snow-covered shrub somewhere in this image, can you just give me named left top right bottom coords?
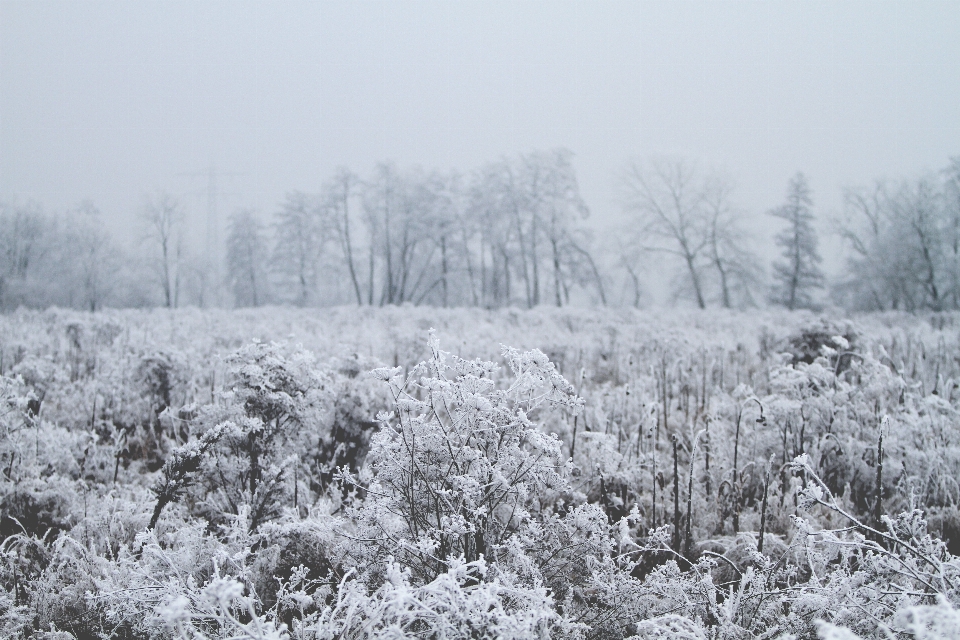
left=344, top=331, right=581, bottom=585
left=191, top=342, right=329, bottom=529
left=307, top=557, right=561, bottom=640
left=785, top=454, right=960, bottom=638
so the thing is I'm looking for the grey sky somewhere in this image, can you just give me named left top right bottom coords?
left=2, top=0, right=959, bottom=260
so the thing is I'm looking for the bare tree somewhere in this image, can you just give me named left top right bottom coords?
left=141, top=192, right=186, bottom=309
left=401, top=176, right=437, bottom=305
left=361, top=164, right=399, bottom=305
left=71, top=201, right=117, bottom=311
left=466, top=150, right=595, bottom=309
left=272, top=192, right=322, bottom=306
left=565, top=230, right=608, bottom=306
left=0, top=201, right=46, bottom=310
left=889, top=177, right=946, bottom=311
left=523, top=150, right=591, bottom=307
left=837, top=177, right=954, bottom=311
left=0, top=200, right=128, bottom=311
left=420, top=172, right=464, bottom=307
left=703, top=179, right=762, bottom=308
left=324, top=168, right=364, bottom=305
left=621, top=158, right=710, bottom=308
left=769, top=173, right=823, bottom=310
left=836, top=182, right=909, bottom=310
left=226, top=210, right=270, bottom=307
left=362, top=164, right=457, bottom=306
left=470, top=160, right=518, bottom=307
left=505, top=160, right=537, bottom=307
left=449, top=173, right=481, bottom=307
left=944, top=158, right=960, bottom=308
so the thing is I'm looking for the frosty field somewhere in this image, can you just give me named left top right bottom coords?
left=1, top=306, right=959, bottom=639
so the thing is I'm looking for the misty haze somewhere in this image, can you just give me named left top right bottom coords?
left=1, top=2, right=960, bottom=639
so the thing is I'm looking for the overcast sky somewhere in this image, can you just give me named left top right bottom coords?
left=2, top=0, right=959, bottom=259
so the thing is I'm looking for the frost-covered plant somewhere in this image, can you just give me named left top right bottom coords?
left=155, top=575, right=288, bottom=640
left=86, top=517, right=280, bottom=639
left=191, top=341, right=330, bottom=532
left=148, top=423, right=228, bottom=529
left=137, top=350, right=188, bottom=419
left=786, top=453, right=960, bottom=637
left=306, top=556, right=561, bottom=640
left=629, top=614, right=708, bottom=640
left=5, top=307, right=960, bottom=638
left=816, top=599, right=960, bottom=640
left=306, top=353, right=385, bottom=494
left=344, top=331, right=581, bottom=586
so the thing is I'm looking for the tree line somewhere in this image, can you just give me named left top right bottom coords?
left=1, top=150, right=959, bottom=312
left=227, top=150, right=604, bottom=310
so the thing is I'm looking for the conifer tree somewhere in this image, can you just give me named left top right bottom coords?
left=769, top=172, right=824, bottom=309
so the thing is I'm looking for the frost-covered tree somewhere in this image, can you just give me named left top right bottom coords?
left=1, top=200, right=124, bottom=311
left=423, top=171, right=465, bottom=308
left=361, top=164, right=465, bottom=306
left=468, top=159, right=521, bottom=307
left=523, top=150, right=594, bottom=308
left=620, top=158, right=758, bottom=308
left=944, top=157, right=960, bottom=308
left=621, top=158, right=709, bottom=308
left=885, top=177, right=945, bottom=311
left=141, top=192, right=187, bottom=309
left=468, top=150, right=599, bottom=309
left=226, top=209, right=270, bottom=307
left=703, top=178, right=762, bottom=308
left=836, top=182, right=904, bottom=310
left=0, top=202, right=46, bottom=310
left=836, top=169, right=956, bottom=311
left=769, top=172, right=823, bottom=309
left=323, top=168, right=364, bottom=305
left=272, top=191, right=323, bottom=306
left=69, top=201, right=119, bottom=312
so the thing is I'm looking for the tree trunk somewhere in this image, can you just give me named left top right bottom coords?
left=341, top=186, right=363, bottom=305
left=552, top=237, right=562, bottom=307
left=368, top=242, right=375, bottom=305
left=383, top=198, right=394, bottom=305
left=531, top=214, right=540, bottom=306
left=684, top=253, right=706, bottom=309
left=441, top=235, right=449, bottom=307
left=161, top=237, right=172, bottom=308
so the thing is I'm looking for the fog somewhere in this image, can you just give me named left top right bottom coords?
left=7, top=9, right=960, bottom=632
left=1, top=1, right=959, bottom=310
